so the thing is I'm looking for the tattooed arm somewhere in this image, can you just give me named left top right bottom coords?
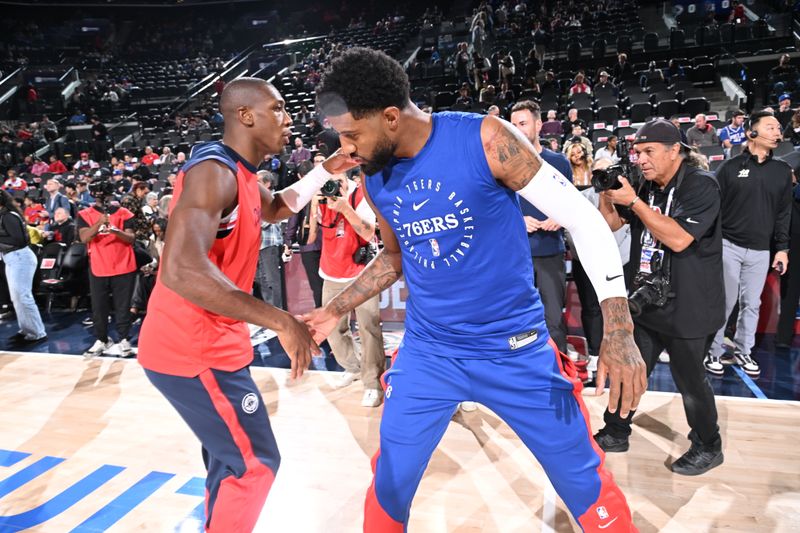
left=481, top=115, right=647, bottom=416
left=302, top=185, right=402, bottom=345
left=597, top=298, right=648, bottom=416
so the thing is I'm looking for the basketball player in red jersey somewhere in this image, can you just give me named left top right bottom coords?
left=137, top=77, right=358, bottom=532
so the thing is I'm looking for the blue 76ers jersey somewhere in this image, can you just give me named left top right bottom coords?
left=363, top=112, right=548, bottom=358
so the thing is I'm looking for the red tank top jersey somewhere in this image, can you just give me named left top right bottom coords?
left=137, top=142, right=262, bottom=377
left=77, top=206, right=136, bottom=277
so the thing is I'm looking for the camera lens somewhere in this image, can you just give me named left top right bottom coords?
left=321, top=179, right=341, bottom=197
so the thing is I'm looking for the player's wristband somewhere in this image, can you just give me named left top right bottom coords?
left=278, top=163, right=333, bottom=213
left=627, top=197, right=639, bottom=209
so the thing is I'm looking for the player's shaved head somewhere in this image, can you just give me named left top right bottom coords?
left=216, top=76, right=290, bottom=157
left=219, top=77, right=277, bottom=119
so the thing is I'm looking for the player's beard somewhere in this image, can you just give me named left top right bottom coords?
left=360, top=133, right=397, bottom=176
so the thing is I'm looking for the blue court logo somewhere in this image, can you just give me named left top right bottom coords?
left=0, top=448, right=205, bottom=531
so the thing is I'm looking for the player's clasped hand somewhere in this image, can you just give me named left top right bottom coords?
left=276, top=313, right=320, bottom=380
left=595, top=329, right=648, bottom=418
left=322, top=148, right=361, bottom=174
left=302, top=306, right=339, bottom=347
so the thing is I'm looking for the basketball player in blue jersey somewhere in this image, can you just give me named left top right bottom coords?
left=304, top=48, right=647, bottom=532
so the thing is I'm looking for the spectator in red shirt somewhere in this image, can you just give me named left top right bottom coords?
left=26, top=85, right=38, bottom=115
left=16, top=125, right=33, bottom=141
left=213, top=77, right=225, bottom=96
left=22, top=194, right=46, bottom=224
left=48, top=155, right=67, bottom=174
left=77, top=180, right=137, bottom=357
left=141, top=146, right=159, bottom=166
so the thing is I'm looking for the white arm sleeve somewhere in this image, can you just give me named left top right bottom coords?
left=277, top=164, right=333, bottom=213
left=517, top=160, right=627, bottom=302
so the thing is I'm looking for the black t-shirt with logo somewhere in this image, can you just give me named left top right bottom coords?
left=628, top=164, right=725, bottom=338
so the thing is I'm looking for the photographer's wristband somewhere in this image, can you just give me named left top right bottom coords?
left=278, top=163, right=333, bottom=213
left=627, top=196, right=640, bottom=209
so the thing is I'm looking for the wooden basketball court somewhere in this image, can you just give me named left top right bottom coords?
left=0, top=351, right=797, bottom=532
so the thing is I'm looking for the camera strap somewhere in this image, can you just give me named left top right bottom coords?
left=642, top=162, right=687, bottom=250
left=639, top=163, right=686, bottom=275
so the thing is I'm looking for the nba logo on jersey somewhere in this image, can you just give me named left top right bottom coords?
left=429, top=238, right=440, bottom=257
left=596, top=506, right=609, bottom=520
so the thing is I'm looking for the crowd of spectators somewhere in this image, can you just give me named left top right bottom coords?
left=1, top=1, right=798, bottom=368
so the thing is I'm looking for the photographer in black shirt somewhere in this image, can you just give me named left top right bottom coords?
left=595, top=120, right=725, bottom=476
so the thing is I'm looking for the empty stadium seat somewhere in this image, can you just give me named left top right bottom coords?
left=567, top=42, right=582, bottom=63
left=657, top=99, right=680, bottom=118
left=670, top=29, right=685, bottom=50
left=597, top=105, right=619, bottom=123
left=699, top=145, right=725, bottom=161
left=616, top=35, right=633, bottom=56
left=774, top=141, right=794, bottom=157
left=643, top=33, right=660, bottom=53
left=691, top=64, right=716, bottom=86
left=434, top=91, right=456, bottom=111
left=592, top=39, right=607, bottom=60
left=629, top=102, right=653, bottom=122
left=684, top=97, right=709, bottom=116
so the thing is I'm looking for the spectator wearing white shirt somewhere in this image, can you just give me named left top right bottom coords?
left=594, top=135, right=620, bottom=164
left=3, top=170, right=27, bottom=191
left=73, top=152, right=99, bottom=171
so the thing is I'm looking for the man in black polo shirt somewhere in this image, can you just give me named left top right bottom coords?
left=596, top=119, right=725, bottom=476
left=706, top=111, right=792, bottom=378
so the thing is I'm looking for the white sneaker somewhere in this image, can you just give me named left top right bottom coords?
left=361, top=389, right=383, bottom=407
left=459, top=401, right=478, bottom=412
left=732, top=351, right=761, bottom=378
left=704, top=354, right=724, bottom=376
left=84, top=339, right=113, bottom=358
left=658, top=349, right=670, bottom=364
left=114, top=339, right=133, bottom=358
left=334, top=371, right=359, bottom=389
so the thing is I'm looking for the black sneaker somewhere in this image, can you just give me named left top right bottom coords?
left=17, top=335, right=48, bottom=346
left=670, top=445, right=724, bottom=476
left=593, top=429, right=630, bottom=453
left=8, top=332, right=26, bottom=343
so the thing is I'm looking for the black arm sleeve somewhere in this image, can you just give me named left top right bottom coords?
left=774, top=170, right=793, bottom=251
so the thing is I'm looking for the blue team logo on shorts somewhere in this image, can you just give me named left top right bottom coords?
left=242, top=393, right=259, bottom=414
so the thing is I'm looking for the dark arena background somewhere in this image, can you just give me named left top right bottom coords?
left=0, top=0, right=798, bottom=531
